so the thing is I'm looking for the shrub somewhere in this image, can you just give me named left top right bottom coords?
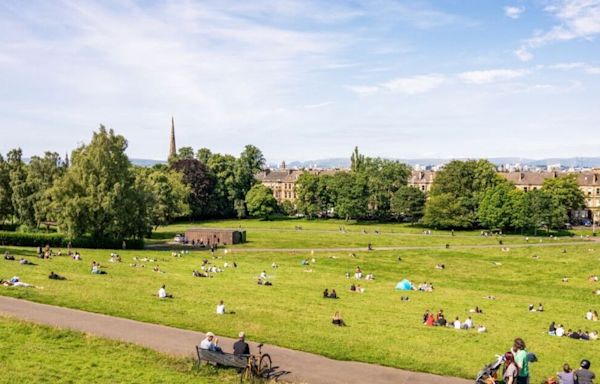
left=0, top=231, right=143, bottom=249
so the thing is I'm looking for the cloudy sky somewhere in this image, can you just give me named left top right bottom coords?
left=1, top=0, right=600, bottom=162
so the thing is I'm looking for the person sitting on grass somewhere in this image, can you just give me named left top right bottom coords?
left=469, top=306, right=483, bottom=314
left=91, top=261, right=106, bottom=274
left=549, top=322, right=556, bottom=336
left=48, top=271, right=66, bottom=280
left=463, top=316, right=473, bottom=330
left=332, top=311, right=346, bottom=326
left=72, top=252, right=81, bottom=261
left=323, top=288, right=329, bottom=298
left=4, top=251, right=15, bottom=260
left=425, top=312, right=436, bottom=326
left=453, top=317, right=461, bottom=329
left=350, top=284, right=356, bottom=292
left=329, top=289, right=338, bottom=299
left=477, top=325, right=487, bottom=333
left=354, top=266, right=362, bottom=279
left=158, top=285, right=173, bottom=299
left=556, top=324, right=565, bottom=337
left=216, top=300, right=225, bottom=315
left=199, top=332, right=223, bottom=352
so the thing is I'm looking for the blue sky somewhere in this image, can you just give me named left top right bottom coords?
left=1, top=0, right=599, bottom=162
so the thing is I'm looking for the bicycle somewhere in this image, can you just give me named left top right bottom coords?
left=240, top=343, right=272, bottom=383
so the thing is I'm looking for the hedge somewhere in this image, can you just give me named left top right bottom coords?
left=0, top=231, right=144, bottom=249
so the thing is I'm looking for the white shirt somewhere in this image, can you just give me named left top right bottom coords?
left=465, top=318, right=473, bottom=329
left=454, top=320, right=461, bottom=329
left=587, top=311, right=594, bottom=321
left=556, top=327, right=565, bottom=337
left=216, top=304, right=225, bottom=314
left=158, top=288, right=167, bottom=298
left=200, top=338, right=214, bottom=350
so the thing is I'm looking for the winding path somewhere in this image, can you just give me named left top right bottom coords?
left=0, top=296, right=471, bottom=384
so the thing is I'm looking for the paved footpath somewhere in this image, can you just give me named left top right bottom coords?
left=0, top=296, right=472, bottom=384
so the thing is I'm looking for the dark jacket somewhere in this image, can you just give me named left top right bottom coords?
left=233, top=340, right=250, bottom=356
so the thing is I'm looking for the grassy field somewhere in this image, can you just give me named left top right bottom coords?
left=0, top=316, right=238, bottom=384
left=1, top=220, right=599, bottom=382
left=150, top=218, right=586, bottom=249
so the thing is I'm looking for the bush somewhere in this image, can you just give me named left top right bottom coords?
left=0, top=231, right=144, bottom=249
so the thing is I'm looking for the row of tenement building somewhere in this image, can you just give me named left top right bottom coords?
left=256, top=165, right=600, bottom=223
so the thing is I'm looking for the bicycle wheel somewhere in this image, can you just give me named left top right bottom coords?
left=258, top=354, right=272, bottom=377
left=239, top=366, right=253, bottom=383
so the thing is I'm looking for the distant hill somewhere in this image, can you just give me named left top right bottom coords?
left=281, top=157, right=600, bottom=169
left=130, top=158, right=165, bottom=167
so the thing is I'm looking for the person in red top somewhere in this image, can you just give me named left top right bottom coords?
left=426, top=313, right=435, bottom=326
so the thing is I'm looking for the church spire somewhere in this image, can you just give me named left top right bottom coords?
left=169, top=116, right=176, bottom=160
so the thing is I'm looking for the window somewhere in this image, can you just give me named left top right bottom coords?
left=597, top=188, right=600, bottom=194
left=523, top=187, right=528, bottom=192
left=421, top=185, right=425, bottom=191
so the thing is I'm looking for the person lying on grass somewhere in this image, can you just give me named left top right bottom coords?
left=19, top=258, right=36, bottom=266
left=48, top=271, right=66, bottom=280
left=199, top=332, right=223, bottom=352
left=158, top=285, right=173, bottom=299
left=332, top=311, right=346, bottom=326
left=4, top=251, right=14, bottom=260
left=1, top=276, right=36, bottom=288
left=257, top=278, right=272, bottom=286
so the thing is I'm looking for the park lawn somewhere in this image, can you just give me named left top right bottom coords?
left=0, top=316, right=239, bottom=384
left=150, top=219, right=582, bottom=249
left=1, top=234, right=600, bottom=382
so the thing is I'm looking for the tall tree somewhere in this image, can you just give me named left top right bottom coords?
left=542, top=175, right=585, bottom=219
left=196, top=148, right=212, bottom=164
left=207, top=153, right=237, bottom=217
left=477, top=180, right=516, bottom=230
left=0, top=154, right=14, bottom=222
left=171, top=158, right=215, bottom=219
left=234, top=145, right=265, bottom=213
left=350, top=146, right=365, bottom=173
left=330, top=172, right=369, bottom=220
left=423, top=159, right=501, bottom=228
left=245, top=184, right=278, bottom=220
left=138, top=167, right=191, bottom=228
left=28, top=152, right=65, bottom=227
left=391, top=185, right=426, bottom=223
left=49, top=126, right=151, bottom=240
left=7, top=148, right=36, bottom=228
left=362, top=158, right=411, bottom=219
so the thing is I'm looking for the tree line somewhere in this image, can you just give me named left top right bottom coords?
left=293, top=154, right=586, bottom=231
left=0, top=127, right=267, bottom=244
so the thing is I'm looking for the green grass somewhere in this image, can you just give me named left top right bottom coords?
left=150, top=218, right=584, bottom=249
left=0, top=316, right=238, bottom=384
left=1, top=220, right=599, bottom=383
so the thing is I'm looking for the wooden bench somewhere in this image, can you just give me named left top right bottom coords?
left=195, top=346, right=248, bottom=369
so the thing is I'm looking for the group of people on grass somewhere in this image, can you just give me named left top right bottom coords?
left=323, top=288, right=338, bottom=299
left=548, top=322, right=599, bottom=341
left=423, top=309, right=486, bottom=333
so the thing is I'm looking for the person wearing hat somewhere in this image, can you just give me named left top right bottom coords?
left=233, top=331, right=250, bottom=356
left=574, top=359, right=595, bottom=384
left=199, top=332, right=222, bottom=352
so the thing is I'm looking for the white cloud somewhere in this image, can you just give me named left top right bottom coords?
left=504, top=6, right=525, bottom=19
left=380, top=74, right=446, bottom=94
left=550, top=62, right=600, bottom=73
left=514, top=47, right=533, bottom=61
left=346, top=85, right=380, bottom=95
left=516, top=0, right=600, bottom=61
left=458, top=69, right=529, bottom=84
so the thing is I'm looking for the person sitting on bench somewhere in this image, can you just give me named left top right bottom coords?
left=233, top=331, right=250, bottom=356
left=200, top=332, right=222, bottom=352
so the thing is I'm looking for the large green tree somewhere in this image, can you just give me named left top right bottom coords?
left=542, top=175, right=585, bottom=220
left=245, top=184, right=278, bottom=220
left=171, top=158, right=215, bottom=219
left=330, top=172, right=369, bottom=220
left=362, top=158, right=411, bottom=219
left=390, top=185, right=426, bottom=223
left=0, top=153, right=14, bottom=223
left=7, top=148, right=36, bottom=228
left=49, top=126, right=151, bottom=241
left=138, top=167, right=191, bottom=228
left=477, top=180, right=517, bottom=230
left=234, top=145, right=265, bottom=215
left=424, top=159, right=501, bottom=228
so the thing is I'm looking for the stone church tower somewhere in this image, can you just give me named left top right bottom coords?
left=169, top=116, right=176, bottom=159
